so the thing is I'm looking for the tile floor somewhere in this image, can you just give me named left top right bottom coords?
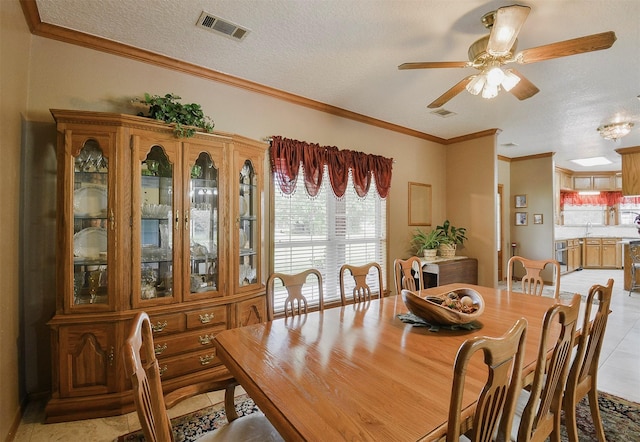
left=12, top=269, right=640, bottom=441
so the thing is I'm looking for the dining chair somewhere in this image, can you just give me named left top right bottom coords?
left=628, top=241, right=640, bottom=295
left=123, top=312, right=283, bottom=442
left=266, top=269, right=324, bottom=320
left=564, top=279, right=614, bottom=442
left=339, top=262, right=383, bottom=305
left=445, top=318, right=528, bottom=442
left=506, top=256, right=561, bottom=298
left=506, top=294, right=582, bottom=442
left=393, top=256, right=425, bottom=295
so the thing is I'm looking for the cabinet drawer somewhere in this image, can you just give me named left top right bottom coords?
left=586, top=238, right=601, bottom=245
left=186, top=306, right=228, bottom=329
left=158, top=348, right=220, bottom=380
left=602, top=239, right=617, bottom=245
left=153, top=325, right=227, bottom=358
left=148, top=313, right=185, bottom=335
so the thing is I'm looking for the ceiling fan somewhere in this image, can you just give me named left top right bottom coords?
left=399, top=4, right=616, bottom=108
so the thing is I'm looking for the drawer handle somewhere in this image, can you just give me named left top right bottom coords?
left=151, top=321, right=168, bottom=332
left=199, top=354, right=215, bottom=365
left=159, top=365, right=168, bottom=377
left=154, top=343, right=168, bottom=355
left=199, top=334, right=215, bottom=345
left=199, top=313, right=215, bottom=324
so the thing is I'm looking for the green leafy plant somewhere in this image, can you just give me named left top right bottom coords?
left=411, top=228, right=441, bottom=254
left=434, top=220, right=468, bottom=246
left=134, top=93, right=215, bottom=138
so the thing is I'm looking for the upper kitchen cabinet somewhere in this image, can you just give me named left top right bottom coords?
left=46, top=110, right=267, bottom=422
left=616, top=146, right=640, bottom=195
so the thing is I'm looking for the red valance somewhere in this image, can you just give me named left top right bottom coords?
left=560, top=191, right=623, bottom=207
left=269, top=136, right=393, bottom=198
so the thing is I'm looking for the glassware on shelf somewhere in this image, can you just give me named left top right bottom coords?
left=139, top=145, right=174, bottom=302
left=73, top=140, right=109, bottom=305
left=188, top=152, right=219, bottom=295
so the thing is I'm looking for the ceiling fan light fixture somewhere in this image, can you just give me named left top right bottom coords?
left=466, top=75, right=485, bottom=95
left=501, top=69, right=521, bottom=91
left=482, top=83, right=499, bottom=99
left=597, top=122, right=634, bottom=141
left=485, top=66, right=505, bottom=87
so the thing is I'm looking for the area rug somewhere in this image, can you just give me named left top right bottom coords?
left=116, top=394, right=259, bottom=442
left=117, top=391, right=639, bottom=441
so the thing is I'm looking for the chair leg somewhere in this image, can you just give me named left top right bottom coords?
left=564, top=395, right=580, bottom=442
left=224, top=383, right=239, bottom=422
left=587, top=388, right=606, bottom=442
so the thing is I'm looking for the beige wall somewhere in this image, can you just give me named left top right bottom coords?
left=1, top=0, right=31, bottom=438
left=446, top=135, right=498, bottom=287
left=510, top=155, right=556, bottom=279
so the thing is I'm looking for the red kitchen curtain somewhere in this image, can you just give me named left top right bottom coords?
left=560, top=191, right=623, bottom=207
left=269, top=136, right=393, bottom=198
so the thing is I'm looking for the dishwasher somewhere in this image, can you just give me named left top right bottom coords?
left=555, top=240, right=568, bottom=274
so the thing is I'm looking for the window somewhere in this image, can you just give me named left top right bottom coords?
left=619, top=197, right=640, bottom=225
left=562, top=204, right=606, bottom=225
left=272, top=168, right=387, bottom=314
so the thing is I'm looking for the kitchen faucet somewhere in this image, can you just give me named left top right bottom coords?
left=585, top=221, right=592, bottom=237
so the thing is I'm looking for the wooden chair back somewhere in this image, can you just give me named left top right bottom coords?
left=564, top=279, right=614, bottom=442
left=507, top=256, right=561, bottom=298
left=446, top=318, right=528, bottom=442
left=124, top=311, right=176, bottom=442
left=512, top=294, right=582, bottom=442
left=266, top=269, right=324, bottom=320
left=393, top=257, right=424, bottom=295
left=339, top=262, right=383, bottom=305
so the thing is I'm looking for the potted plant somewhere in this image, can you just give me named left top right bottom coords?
left=411, top=228, right=440, bottom=261
left=133, top=93, right=215, bottom=138
left=435, top=220, right=468, bottom=258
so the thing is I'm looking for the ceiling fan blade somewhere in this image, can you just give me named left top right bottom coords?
left=427, top=76, right=473, bottom=109
left=508, top=69, right=539, bottom=100
left=517, top=31, right=616, bottom=64
left=399, top=61, right=468, bottom=70
left=487, top=5, right=531, bottom=56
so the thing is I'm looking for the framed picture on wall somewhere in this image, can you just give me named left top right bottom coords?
left=514, top=194, right=527, bottom=208
left=515, top=212, right=527, bottom=226
left=533, top=213, right=543, bottom=224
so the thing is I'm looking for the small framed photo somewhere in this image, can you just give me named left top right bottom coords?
left=533, top=213, right=543, bottom=225
left=515, top=194, right=527, bottom=208
left=515, top=212, right=528, bottom=226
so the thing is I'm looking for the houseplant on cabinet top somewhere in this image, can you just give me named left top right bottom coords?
left=411, top=228, right=440, bottom=261
left=434, top=220, right=467, bottom=258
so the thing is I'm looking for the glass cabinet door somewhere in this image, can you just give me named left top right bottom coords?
left=72, top=140, right=109, bottom=305
left=239, top=160, right=258, bottom=287
left=187, top=152, right=220, bottom=296
left=139, top=145, right=175, bottom=302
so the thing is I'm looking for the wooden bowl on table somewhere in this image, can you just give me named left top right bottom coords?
left=401, top=287, right=485, bottom=326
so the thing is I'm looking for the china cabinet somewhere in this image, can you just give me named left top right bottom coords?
left=45, top=110, right=267, bottom=422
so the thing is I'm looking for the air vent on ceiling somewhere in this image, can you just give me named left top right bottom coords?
left=430, top=108, right=456, bottom=118
left=196, top=11, right=250, bottom=41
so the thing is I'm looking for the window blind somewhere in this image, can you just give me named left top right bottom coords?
left=272, top=168, right=387, bottom=314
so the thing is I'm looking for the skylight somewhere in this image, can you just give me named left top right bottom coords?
left=570, top=156, right=612, bottom=167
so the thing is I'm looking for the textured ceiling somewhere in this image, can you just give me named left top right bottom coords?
left=34, top=0, right=640, bottom=172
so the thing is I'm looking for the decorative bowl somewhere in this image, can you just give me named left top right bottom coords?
left=401, top=287, right=485, bottom=325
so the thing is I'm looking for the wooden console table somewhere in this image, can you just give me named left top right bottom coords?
left=421, top=256, right=478, bottom=288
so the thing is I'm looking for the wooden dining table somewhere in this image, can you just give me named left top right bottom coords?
left=213, top=283, right=565, bottom=441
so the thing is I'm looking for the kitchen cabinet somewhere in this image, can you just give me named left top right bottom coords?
left=616, top=146, right=640, bottom=195
left=46, top=109, right=267, bottom=422
left=583, top=237, right=621, bottom=269
left=601, top=238, right=619, bottom=268
left=584, top=238, right=602, bottom=268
